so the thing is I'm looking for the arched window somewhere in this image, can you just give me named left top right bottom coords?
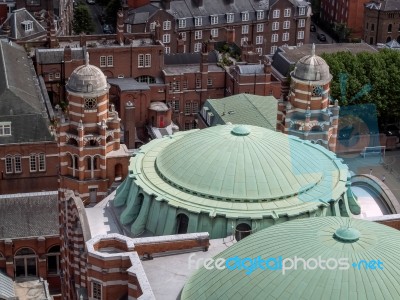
left=106, top=135, right=113, bottom=143
left=87, top=139, right=99, bottom=147
left=291, top=123, right=301, bottom=130
left=47, top=245, right=60, bottom=275
left=67, top=138, right=78, bottom=146
left=311, top=125, right=323, bottom=132
left=235, top=223, right=252, bottom=241
left=176, top=213, right=189, bottom=234
left=86, top=156, right=93, bottom=170
left=370, top=37, right=374, bottom=45
left=93, top=156, right=99, bottom=170
left=386, top=36, right=392, bottom=43
left=14, top=248, right=37, bottom=277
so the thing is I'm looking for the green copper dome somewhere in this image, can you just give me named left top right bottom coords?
left=155, top=125, right=324, bottom=201
left=182, top=217, right=400, bottom=300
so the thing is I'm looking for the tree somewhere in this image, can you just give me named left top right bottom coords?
left=72, top=5, right=95, bottom=34
left=105, top=0, right=122, bottom=26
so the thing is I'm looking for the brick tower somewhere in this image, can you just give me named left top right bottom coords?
left=280, top=44, right=339, bottom=152
left=57, top=52, right=129, bottom=205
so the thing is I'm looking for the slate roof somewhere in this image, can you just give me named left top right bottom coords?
left=236, top=64, right=264, bottom=74
left=0, top=271, right=16, bottom=299
left=0, top=191, right=58, bottom=239
left=201, top=94, right=277, bottom=131
left=0, top=8, right=46, bottom=41
left=125, top=4, right=159, bottom=24
left=164, top=51, right=218, bottom=65
left=35, top=47, right=85, bottom=64
left=107, top=78, right=151, bottom=91
left=0, top=41, right=54, bottom=145
left=382, top=0, right=400, bottom=11
left=271, top=43, right=378, bottom=78
left=182, top=216, right=400, bottom=299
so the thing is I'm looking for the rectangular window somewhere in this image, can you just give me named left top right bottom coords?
left=39, top=153, right=46, bottom=171
left=174, top=81, right=180, bottom=92
left=257, top=23, right=264, bottom=32
left=256, top=10, right=264, bottom=20
left=194, top=42, right=202, bottom=53
left=207, top=78, right=213, bottom=86
left=284, top=8, right=291, bottom=17
left=195, top=17, right=202, bottom=27
left=163, top=20, right=171, bottom=30
left=196, top=77, right=201, bottom=88
left=271, top=34, right=278, bottom=42
left=273, top=9, right=280, bottom=19
left=0, top=122, right=11, bottom=136
left=178, top=19, right=186, bottom=28
left=211, top=28, right=218, bottom=38
left=30, top=154, right=37, bottom=172
left=272, top=22, right=279, bottom=31
left=92, top=281, right=102, bottom=300
left=192, top=102, right=198, bottom=113
left=256, top=35, right=263, bottom=44
left=164, top=46, right=170, bottom=54
left=5, top=156, right=12, bottom=174
left=242, top=25, right=249, bottom=35
left=14, top=155, right=22, bottom=173
left=242, top=12, right=249, bottom=21
left=283, top=20, right=290, bottom=29
left=226, top=13, right=234, bottom=23
left=195, top=30, right=202, bottom=40
left=282, top=32, right=289, bottom=41
left=55, top=72, right=60, bottom=79
left=163, top=34, right=170, bottom=44
left=107, top=56, right=113, bottom=67
left=185, top=102, right=191, bottom=115
left=241, top=37, right=248, bottom=46
left=183, top=80, right=188, bottom=90
left=270, top=45, right=278, bottom=54
left=145, top=54, right=151, bottom=67
left=298, top=31, right=304, bottom=39
left=184, top=122, right=191, bottom=130
left=256, top=47, right=262, bottom=55
left=181, top=32, right=187, bottom=41
left=299, top=19, right=305, bottom=28
left=211, top=15, right=218, bottom=25
left=172, top=101, right=179, bottom=111
left=100, top=56, right=106, bottom=67
left=126, top=24, right=132, bottom=33
left=299, top=7, right=306, bottom=16
left=48, top=73, right=54, bottom=81
left=150, top=22, right=156, bottom=31
left=138, top=54, right=144, bottom=67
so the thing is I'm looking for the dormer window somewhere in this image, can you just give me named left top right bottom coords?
left=0, top=122, right=11, bottom=136
left=256, top=10, right=264, bottom=20
left=194, top=17, right=202, bottom=27
left=21, top=20, right=33, bottom=32
left=299, top=6, right=306, bottom=16
left=210, top=15, right=218, bottom=25
left=226, top=13, right=234, bottom=23
left=178, top=18, right=186, bottom=28
left=242, top=12, right=249, bottom=21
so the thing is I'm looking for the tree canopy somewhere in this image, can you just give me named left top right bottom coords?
left=72, top=5, right=95, bottom=35
left=105, top=0, right=122, bottom=26
left=321, top=49, right=400, bottom=123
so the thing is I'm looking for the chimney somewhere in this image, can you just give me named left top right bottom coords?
left=207, top=36, right=215, bottom=52
left=200, top=42, right=208, bottom=73
left=116, top=10, right=124, bottom=45
left=196, top=0, right=203, bottom=7
left=125, top=101, right=136, bottom=149
left=263, top=56, right=271, bottom=73
left=79, top=33, right=86, bottom=47
left=177, top=33, right=185, bottom=53
left=47, top=13, right=58, bottom=48
left=64, top=46, right=72, bottom=62
left=163, top=0, right=171, bottom=10
left=154, top=21, right=161, bottom=41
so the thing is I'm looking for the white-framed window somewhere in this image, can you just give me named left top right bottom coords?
left=150, top=22, right=156, bottom=31
left=195, top=17, right=202, bottom=27
left=138, top=54, right=144, bottom=67
left=299, top=19, right=305, bottom=28
left=256, top=35, right=263, bottom=44
left=282, top=32, right=289, bottom=41
left=271, top=33, right=278, bottom=42
left=168, top=100, right=179, bottom=111
left=299, top=6, right=306, bottom=16
left=48, top=73, right=54, bottom=81
left=185, top=102, right=191, bottom=115
left=163, top=20, right=171, bottom=30
left=256, top=10, right=264, bottom=20
left=211, top=28, right=218, bottom=38
left=211, top=15, right=218, bottom=25
left=164, top=46, right=170, bottom=54
left=5, top=155, right=12, bottom=174
left=21, top=20, right=33, bottom=32
left=145, top=54, right=151, bottom=67
left=298, top=31, right=304, bottom=39
left=283, top=20, right=290, bottom=29
left=257, top=23, right=264, bottom=32
left=126, top=24, right=132, bottom=33
left=196, top=77, right=201, bottom=88
left=92, top=281, right=102, bottom=300
left=100, top=56, right=106, bottom=67
left=15, top=155, right=22, bottom=173
left=183, top=80, right=188, bottom=90
left=29, top=153, right=46, bottom=172
left=242, top=12, right=249, bottom=21
left=270, top=45, right=278, bottom=54
left=55, top=72, right=60, bottom=79
left=5, top=155, right=21, bottom=174
left=192, top=101, right=199, bottom=113
left=273, top=9, right=280, bottom=19
left=38, top=153, right=46, bottom=171
left=195, top=30, right=202, bottom=40
left=284, top=8, right=291, bottom=17
left=107, top=55, right=113, bottom=67
left=241, top=37, right=248, bottom=46
left=207, top=78, right=212, bottom=86
left=0, top=122, right=11, bottom=136
left=272, top=22, right=279, bottom=31
left=256, top=47, right=262, bottom=55
left=30, top=154, right=37, bottom=172
left=178, top=19, right=186, bottom=28
left=226, top=13, right=234, bottom=23
left=163, top=34, right=170, bottom=44
left=242, top=25, right=249, bottom=34
left=194, top=42, right=202, bottom=52
left=181, top=32, right=187, bottom=40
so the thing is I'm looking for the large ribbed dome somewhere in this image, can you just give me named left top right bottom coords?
left=182, top=217, right=400, bottom=300
left=155, top=125, right=324, bottom=201
left=66, top=63, right=108, bottom=94
left=292, top=44, right=331, bottom=82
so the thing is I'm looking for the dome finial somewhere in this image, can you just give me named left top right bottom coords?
left=311, top=43, right=315, bottom=56
left=85, top=51, right=89, bottom=66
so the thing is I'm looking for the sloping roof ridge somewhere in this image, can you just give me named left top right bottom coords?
left=0, top=42, right=9, bottom=90
left=243, top=93, right=275, bottom=128
left=7, top=86, right=43, bottom=113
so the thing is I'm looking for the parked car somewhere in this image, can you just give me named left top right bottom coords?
left=317, top=33, right=326, bottom=42
left=310, top=24, right=316, bottom=32
left=87, top=0, right=95, bottom=4
left=103, top=24, right=113, bottom=34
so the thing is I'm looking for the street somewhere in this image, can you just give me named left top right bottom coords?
left=309, top=23, right=336, bottom=45
left=80, top=1, right=104, bottom=34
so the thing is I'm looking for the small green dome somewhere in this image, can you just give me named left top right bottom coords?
left=231, top=125, right=251, bottom=136
left=182, top=217, right=400, bottom=300
left=334, top=226, right=360, bottom=243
